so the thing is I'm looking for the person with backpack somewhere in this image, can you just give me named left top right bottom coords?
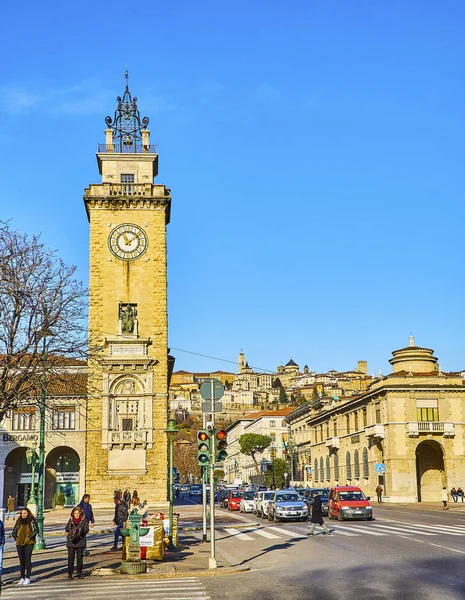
left=65, top=506, right=89, bottom=579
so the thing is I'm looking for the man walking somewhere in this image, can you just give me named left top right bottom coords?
left=111, top=497, right=128, bottom=551
left=376, top=484, right=383, bottom=503
left=451, top=487, right=458, bottom=503
left=6, top=495, right=15, bottom=520
left=308, top=491, right=331, bottom=536
left=79, top=494, right=95, bottom=556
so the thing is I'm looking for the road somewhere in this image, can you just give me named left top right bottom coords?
left=197, top=500, right=465, bottom=600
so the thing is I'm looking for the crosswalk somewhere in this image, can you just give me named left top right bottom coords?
left=217, top=520, right=465, bottom=542
left=0, top=577, right=210, bottom=599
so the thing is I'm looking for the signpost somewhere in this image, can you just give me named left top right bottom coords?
left=375, top=463, right=385, bottom=474
left=200, top=378, right=224, bottom=570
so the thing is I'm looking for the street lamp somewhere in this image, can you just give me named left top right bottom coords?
left=270, top=444, right=276, bottom=488
left=25, top=446, right=38, bottom=507
left=165, top=419, right=179, bottom=552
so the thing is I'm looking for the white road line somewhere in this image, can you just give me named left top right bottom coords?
left=223, top=527, right=254, bottom=540
left=329, top=528, right=359, bottom=536
left=248, top=528, right=281, bottom=539
left=266, top=526, right=307, bottom=538
left=383, top=521, right=465, bottom=535
left=370, top=524, right=436, bottom=536
left=331, top=524, right=386, bottom=536
left=428, top=543, right=465, bottom=554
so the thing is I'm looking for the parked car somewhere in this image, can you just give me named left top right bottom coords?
left=267, top=491, right=308, bottom=522
left=256, top=491, right=273, bottom=518
left=228, top=490, right=243, bottom=511
left=189, top=484, right=202, bottom=497
left=180, top=484, right=190, bottom=493
left=240, top=490, right=255, bottom=513
left=328, top=486, right=373, bottom=521
left=303, top=488, right=330, bottom=516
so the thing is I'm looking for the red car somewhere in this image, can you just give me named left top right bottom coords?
left=228, top=490, right=243, bottom=511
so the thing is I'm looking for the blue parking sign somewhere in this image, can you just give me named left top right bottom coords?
left=375, top=463, right=385, bottom=474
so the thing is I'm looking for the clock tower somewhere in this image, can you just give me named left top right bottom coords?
left=83, top=73, right=171, bottom=508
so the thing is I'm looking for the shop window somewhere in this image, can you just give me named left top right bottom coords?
left=12, top=408, right=35, bottom=430
left=52, top=408, right=75, bottom=430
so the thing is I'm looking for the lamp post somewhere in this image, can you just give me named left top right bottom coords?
left=165, top=419, right=179, bottom=552
left=270, top=444, right=276, bottom=487
left=25, top=446, right=38, bottom=507
left=34, top=332, right=47, bottom=550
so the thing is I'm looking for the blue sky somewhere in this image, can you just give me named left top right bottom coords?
left=2, top=1, right=464, bottom=376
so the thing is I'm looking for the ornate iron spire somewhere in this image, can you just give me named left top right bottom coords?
left=105, top=70, right=149, bottom=150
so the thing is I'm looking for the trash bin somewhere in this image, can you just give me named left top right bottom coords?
left=172, top=513, right=180, bottom=548
left=143, top=520, right=165, bottom=561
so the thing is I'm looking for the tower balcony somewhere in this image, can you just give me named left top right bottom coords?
left=85, top=183, right=169, bottom=198
left=98, top=143, right=158, bottom=154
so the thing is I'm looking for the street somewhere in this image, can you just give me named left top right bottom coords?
left=2, top=499, right=465, bottom=599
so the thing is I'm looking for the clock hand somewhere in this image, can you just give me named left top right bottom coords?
left=121, top=233, right=130, bottom=245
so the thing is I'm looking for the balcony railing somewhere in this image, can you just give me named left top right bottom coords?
left=98, top=144, right=158, bottom=154
left=407, top=422, right=455, bottom=438
left=85, top=183, right=169, bottom=198
left=365, top=424, right=385, bottom=439
left=325, top=436, right=340, bottom=449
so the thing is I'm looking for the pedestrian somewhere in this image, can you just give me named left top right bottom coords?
left=132, top=489, right=138, bottom=500
left=451, top=487, right=458, bottom=503
left=376, top=484, right=383, bottom=503
left=111, top=497, right=128, bottom=551
left=0, top=514, right=5, bottom=584
left=6, top=494, right=15, bottom=520
left=175, top=486, right=180, bottom=501
left=270, top=484, right=276, bottom=490
left=441, top=486, right=449, bottom=510
left=65, top=506, right=89, bottom=580
left=457, top=487, right=464, bottom=503
left=122, top=488, right=131, bottom=507
left=113, top=489, right=121, bottom=501
left=308, top=491, right=331, bottom=536
left=78, top=494, right=95, bottom=556
left=12, top=507, right=38, bottom=586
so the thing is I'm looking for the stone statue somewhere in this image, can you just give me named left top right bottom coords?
left=120, top=304, right=137, bottom=334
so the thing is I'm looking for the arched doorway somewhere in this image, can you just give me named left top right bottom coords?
left=45, top=447, right=80, bottom=508
left=416, top=440, right=445, bottom=502
left=4, top=447, right=36, bottom=509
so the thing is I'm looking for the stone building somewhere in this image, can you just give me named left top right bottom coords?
left=83, top=73, right=172, bottom=508
left=298, top=338, right=465, bottom=502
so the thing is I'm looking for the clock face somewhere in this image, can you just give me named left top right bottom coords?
left=108, top=224, right=148, bottom=260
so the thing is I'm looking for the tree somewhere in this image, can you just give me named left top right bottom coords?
left=239, top=433, right=272, bottom=475
left=279, top=386, right=288, bottom=404
left=0, top=225, right=90, bottom=421
left=264, top=458, right=288, bottom=488
left=272, top=377, right=281, bottom=389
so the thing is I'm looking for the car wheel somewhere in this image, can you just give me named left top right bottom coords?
left=273, top=512, right=280, bottom=523
left=301, top=516, right=308, bottom=522
left=337, top=513, right=343, bottom=521
left=268, top=511, right=273, bottom=521
left=367, top=516, right=373, bottom=521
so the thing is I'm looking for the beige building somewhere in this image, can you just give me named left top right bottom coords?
left=302, top=338, right=465, bottom=502
left=83, top=74, right=171, bottom=508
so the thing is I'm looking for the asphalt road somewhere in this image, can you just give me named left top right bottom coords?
left=197, top=503, right=465, bottom=600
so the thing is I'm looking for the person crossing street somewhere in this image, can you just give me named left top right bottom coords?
left=308, top=491, right=331, bottom=536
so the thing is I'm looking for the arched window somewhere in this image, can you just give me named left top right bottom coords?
left=334, top=453, right=339, bottom=481
left=354, top=449, right=360, bottom=479
left=346, top=451, right=352, bottom=480
left=320, top=457, right=324, bottom=481
left=326, top=455, right=330, bottom=480
left=363, top=448, right=369, bottom=478
left=314, top=458, right=318, bottom=482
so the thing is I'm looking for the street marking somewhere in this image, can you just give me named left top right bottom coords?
left=369, top=524, right=436, bottom=536
left=328, top=528, right=359, bottom=536
left=267, top=526, right=307, bottom=538
left=248, top=528, right=281, bottom=539
left=223, top=527, right=254, bottom=540
left=332, top=524, right=386, bottom=536
left=383, top=521, right=465, bottom=535
left=428, top=543, right=465, bottom=554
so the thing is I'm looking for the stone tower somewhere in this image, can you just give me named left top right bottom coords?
left=83, top=72, right=171, bottom=508
left=238, top=351, right=247, bottom=374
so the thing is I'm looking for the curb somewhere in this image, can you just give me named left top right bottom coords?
left=180, top=522, right=259, bottom=532
left=91, top=566, right=250, bottom=579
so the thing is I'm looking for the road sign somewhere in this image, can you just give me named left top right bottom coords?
left=283, top=472, right=288, bottom=478
left=200, top=378, right=225, bottom=401
left=375, top=463, right=385, bottom=474
left=202, top=401, right=222, bottom=413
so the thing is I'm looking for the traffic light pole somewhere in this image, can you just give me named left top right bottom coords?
left=209, top=379, right=217, bottom=570
left=202, top=413, right=207, bottom=543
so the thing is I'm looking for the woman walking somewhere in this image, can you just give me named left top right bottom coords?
left=12, top=508, right=38, bottom=586
left=65, top=506, right=89, bottom=579
left=308, top=491, right=331, bottom=536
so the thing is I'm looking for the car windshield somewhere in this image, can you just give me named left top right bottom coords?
left=312, top=489, right=329, bottom=498
left=231, top=492, right=242, bottom=498
left=276, top=494, right=299, bottom=503
left=244, top=491, right=255, bottom=499
left=339, top=491, right=366, bottom=501
left=264, top=492, right=272, bottom=500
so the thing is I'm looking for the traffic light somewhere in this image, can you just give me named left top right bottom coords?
left=197, top=429, right=211, bottom=467
left=215, top=429, right=228, bottom=462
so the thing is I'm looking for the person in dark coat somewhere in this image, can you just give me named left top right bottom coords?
left=111, top=497, right=128, bottom=550
left=78, top=494, right=94, bottom=556
left=0, top=515, right=5, bottom=582
left=65, top=506, right=89, bottom=579
left=12, top=508, right=39, bottom=585
left=308, top=491, right=331, bottom=536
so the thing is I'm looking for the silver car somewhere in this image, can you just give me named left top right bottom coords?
left=268, top=491, right=309, bottom=522
left=256, top=491, right=274, bottom=518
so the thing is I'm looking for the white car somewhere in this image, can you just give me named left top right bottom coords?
left=240, top=490, right=255, bottom=513
left=257, top=491, right=273, bottom=518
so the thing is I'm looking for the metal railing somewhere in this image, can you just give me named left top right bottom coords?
left=97, top=143, right=158, bottom=154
